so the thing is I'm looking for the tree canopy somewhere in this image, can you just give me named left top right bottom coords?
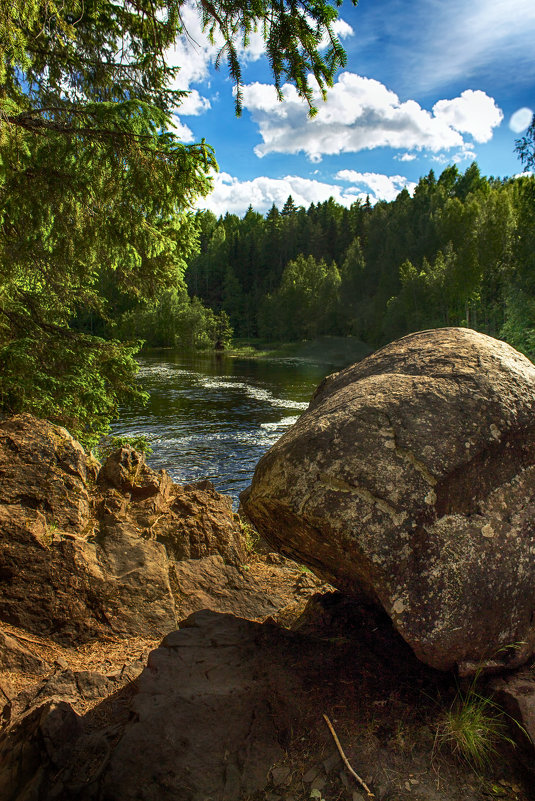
left=515, top=114, right=535, bottom=171
left=0, top=0, right=355, bottom=446
left=185, top=165, right=535, bottom=359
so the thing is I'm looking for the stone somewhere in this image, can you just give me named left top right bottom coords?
left=98, top=445, right=162, bottom=498
left=242, top=328, right=535, bottom=673
left=303, top=765, right=322, bottom=782
left=270, top=765, right=291, bottom=785
left=0, top=630, right=50, bottom=674
left=66, top=611, right=325, bottom=800
left=170, top=554, right=318, bottom=622
left=0, top=414, right=250, bottom=645
left=489, top=670, right=535, bottom=766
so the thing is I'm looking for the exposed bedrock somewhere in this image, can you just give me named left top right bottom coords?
left=241, top=328, right=535, bottom=673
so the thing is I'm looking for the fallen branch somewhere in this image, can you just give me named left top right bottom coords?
left=323, top=713, right=374, bottom=798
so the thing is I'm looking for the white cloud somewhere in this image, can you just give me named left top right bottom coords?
left=395, top=153, right=417, bottom=162
left=335, top=171, right=417, bottom=202
left=177, top=89, right=211, bottom=116
left=509, top=107, right=534, bottom=133
left=199, top=170, right=415, bottom=216
left=200, top=172, right=361, bottom=215
left=166, top=2, right=221, bottom=92
left=432, top=90, right=503, bottom=142
left=241, top=73, right=502, bottom=161
left=168, top=115, right=195, bottom=143
left=319, top=17, right=354, bottom=50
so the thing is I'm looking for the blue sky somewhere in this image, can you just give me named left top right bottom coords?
left=168, top=0, right=534, bottom=215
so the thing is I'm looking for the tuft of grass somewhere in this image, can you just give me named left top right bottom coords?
left=434, top=684, right=514, bottom=771
left=238, top=517, right=260, bottom=555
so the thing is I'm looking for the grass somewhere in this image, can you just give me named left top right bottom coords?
left=238, top=516, right=261, bottom=555
left=434, top=683, right=515, bottom=771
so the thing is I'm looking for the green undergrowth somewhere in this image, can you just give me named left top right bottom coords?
left=434, top=683, right=515, bottom=771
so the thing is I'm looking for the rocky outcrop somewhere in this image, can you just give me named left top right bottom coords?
left=242, top=328, right=535, bottom=673
left=0, top=414, right=327, bottom=649
left=0, top=411, right=532, bottom=800
left=0, top=413, right=331, bottom=738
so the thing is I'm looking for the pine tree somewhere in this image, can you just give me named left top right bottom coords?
left=0, top=0, right=354, bottom=446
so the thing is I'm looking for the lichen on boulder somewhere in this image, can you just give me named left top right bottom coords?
left=241, top=328, right=535, bottom=674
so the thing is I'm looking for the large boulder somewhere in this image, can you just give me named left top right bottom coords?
left=241, top=328, right=535, bottom=673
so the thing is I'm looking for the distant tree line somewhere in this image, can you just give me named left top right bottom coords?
left=184, top=164, right=535, bottom=360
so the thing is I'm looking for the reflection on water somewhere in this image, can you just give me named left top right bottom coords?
left=113, top=350, right=327, bottom=504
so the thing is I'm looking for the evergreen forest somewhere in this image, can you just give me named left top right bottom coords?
left=137, top=162, right=535, bottom=360
left=0, top=0, right=353, bottom=447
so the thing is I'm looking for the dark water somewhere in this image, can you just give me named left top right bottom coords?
left=113, top=351, right=328, bottom=504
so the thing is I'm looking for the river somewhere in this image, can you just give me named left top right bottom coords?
left=113, top=350, right=329, bottom=505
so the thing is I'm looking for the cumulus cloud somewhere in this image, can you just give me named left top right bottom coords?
left=395, top=153, right=417, bottom=162
left=335, top=171, right=417, bottom=202
left=432, top=90, right=503, bottom=142
left=318, top=17, right=354, bottom=50
left=241, top=73, right=502, bottom=161
left=168, top=115, right=195, bottom=143
left=177, top=89, right=211, bottom=116
left=199, top=170, right=414, bottom=216
left=166, top=2, right=221, bottom=92
left=509, top=107, right=534, bottom=133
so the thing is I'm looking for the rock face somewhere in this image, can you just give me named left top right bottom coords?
left=0, top=414, right=328, bottom=722
left=242, top=328, right=535, bottom=673
left=0, top=414, right=247, bottom=643
left=1, top=601, right=530, bottom=801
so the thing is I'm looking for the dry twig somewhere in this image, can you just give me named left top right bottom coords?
left=323, top=713, right=375, bottom=798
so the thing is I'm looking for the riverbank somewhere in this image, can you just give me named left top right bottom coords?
left=198, top=335, right=374, bottom=369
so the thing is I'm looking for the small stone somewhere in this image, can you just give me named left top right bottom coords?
left=270, top=766, right=291, bottom=786
left=303, top=766, right=321, bottom=783
left=339, top=771, right=350, bottom=788
left=323, top=751, right=342, bottom=773
left=311, top=775, right=326, bottom=792
left=352, top=793, right=366, bottom=801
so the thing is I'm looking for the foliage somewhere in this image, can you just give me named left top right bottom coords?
left=259, top=254, right=341, bottom=340
left=118, top=286, right=232, bottom=350
left=0, top=0, right=354, bottom=446
left=186, top=166, right=535, bottom=358
left=238, top=517, right=261, bottom=555
left=434, top=682, right=513, bottom=771
left=96, top=434, right=153, bottom=461
left=515, top=114, right=535, bottom=171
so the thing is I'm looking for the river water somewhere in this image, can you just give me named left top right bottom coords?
left=113, top=350, right=328, bottom=504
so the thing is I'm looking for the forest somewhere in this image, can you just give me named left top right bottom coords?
left=114, top=162, right=535, bottom=361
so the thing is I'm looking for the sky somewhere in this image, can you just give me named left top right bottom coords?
left=167, top=0, right=535, bottom=216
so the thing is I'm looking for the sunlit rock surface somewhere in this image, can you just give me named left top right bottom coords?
left=242, top=328, right=535, bottom=673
